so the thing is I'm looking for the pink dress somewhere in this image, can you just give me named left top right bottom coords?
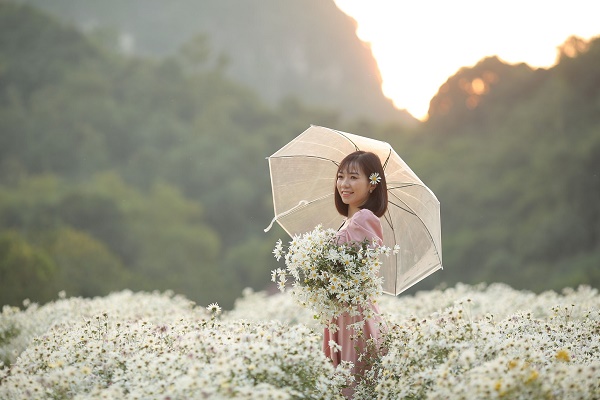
left=322, top=209, right=388, bottom=384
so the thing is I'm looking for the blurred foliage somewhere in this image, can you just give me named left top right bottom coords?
left=0, top=3, right=598, bottom=308
left=405, top=40, right=600, bottom=293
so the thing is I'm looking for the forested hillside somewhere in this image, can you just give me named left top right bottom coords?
left=0, top=3, right=598, bottom=308
left=19, top=0, right=415, bottom=125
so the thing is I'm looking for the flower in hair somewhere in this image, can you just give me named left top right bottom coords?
left=369, top=172, right=381, bottom=185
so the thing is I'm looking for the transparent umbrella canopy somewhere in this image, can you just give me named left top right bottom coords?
left=265, top=125, right=442, bottom=296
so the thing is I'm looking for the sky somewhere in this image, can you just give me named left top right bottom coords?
left=333, top=0, right=600, bottom=120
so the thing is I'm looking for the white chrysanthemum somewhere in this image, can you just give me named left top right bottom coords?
left=272, top=239, right=283, bottom=261
left=328, top=340, right=342, bottom=353
left=0, top=296, right=350, bottom=399
left=2, top=277, right=599, bottom=399
left=206, top=302, right=222, bottom=315
left=271, top=225, right=388, bottom=332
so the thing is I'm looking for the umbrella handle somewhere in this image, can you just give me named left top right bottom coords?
left=264, top=200, right=309, bottom=232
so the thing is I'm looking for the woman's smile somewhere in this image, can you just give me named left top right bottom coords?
left=336, top=164, right=372, bottom=216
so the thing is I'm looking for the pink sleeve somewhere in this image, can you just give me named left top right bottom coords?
left=336, top=209, right=383, bottom=246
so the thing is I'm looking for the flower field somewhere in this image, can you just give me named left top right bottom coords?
left=1, top=283, right=599, bottom=399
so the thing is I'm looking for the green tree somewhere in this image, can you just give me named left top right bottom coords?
left=43, top=227, right=131, bottom=298
left=0, top=231, right=56, bottom=305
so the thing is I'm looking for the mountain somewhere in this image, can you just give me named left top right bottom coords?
left=20, top=0, right=417, bottom=125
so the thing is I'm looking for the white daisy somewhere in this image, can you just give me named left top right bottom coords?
left=369, top=172, right=381, bottom=185
left=206, top=302, right=222, bottom=315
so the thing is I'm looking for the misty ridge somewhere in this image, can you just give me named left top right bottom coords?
left=23, top=0, right=415, bottom=124
left=0, top=1, right=599, bottom=309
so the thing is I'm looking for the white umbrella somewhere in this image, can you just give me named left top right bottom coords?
left=265, top=125, right=442, bottom=295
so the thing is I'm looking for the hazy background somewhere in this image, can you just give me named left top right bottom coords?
left=1, top=1, right=598, bottom=308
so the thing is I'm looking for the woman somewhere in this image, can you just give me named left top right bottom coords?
left=323, top=150, right=388, bottom=394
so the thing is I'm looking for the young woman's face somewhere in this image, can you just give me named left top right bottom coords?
left=336, top=163, right=372, bottom=214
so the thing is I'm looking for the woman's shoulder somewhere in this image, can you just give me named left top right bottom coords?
left=353, top=208, right=378, bottom=222
left=350, top=209, right=382, bottom=231
left=341, top=208, right=383, bottom=244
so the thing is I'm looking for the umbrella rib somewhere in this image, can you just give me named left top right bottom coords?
left=387, top=193, right=442, bottom=267
left=331, top=128, right=395, bottom=171
left=331, top=129, right=393, bottom=170
left=268, top=154, right=340, bottom=166
left=388, top=181, right=439, bottom=201
left=331, top=129, right=360, bottom=152
left=382, top=149, right=391, bottom=171
left=382, top=209, right=400, bottom=295
left=384, top=196, right=442, bottom=295
left=387, top=182, right=421, bottom=190
left=387, top=200, right=417, bottom=217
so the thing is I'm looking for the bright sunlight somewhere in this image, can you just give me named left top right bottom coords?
left=334, top=0, right=600, bottom=120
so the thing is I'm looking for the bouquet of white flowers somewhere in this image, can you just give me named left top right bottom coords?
left=272, top=225, right=393, bottom=332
